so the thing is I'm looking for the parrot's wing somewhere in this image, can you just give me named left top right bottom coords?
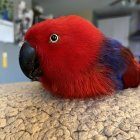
left=121, top=47, right=140, bottom=88
left=100, top=39, right=127, bottom=90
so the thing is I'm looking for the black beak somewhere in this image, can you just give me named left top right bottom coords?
left=19, top=41, right=42, bottom=81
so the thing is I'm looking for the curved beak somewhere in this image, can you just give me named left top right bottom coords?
left=19, top=41, right=42, bottom=81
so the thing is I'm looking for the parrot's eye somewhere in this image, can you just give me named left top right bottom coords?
left=50, top=34, right=59, bottom=43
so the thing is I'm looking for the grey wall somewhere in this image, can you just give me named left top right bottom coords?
left=33, top=0, right=113, bottom=17
left=33, top=0, right=140, bottom=18
left=0, top=42, right=30, bottom=84
left=98, top=16, right=130, bottom=47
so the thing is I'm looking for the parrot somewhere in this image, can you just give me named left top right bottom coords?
left=19, top=15, right=140, bottom=99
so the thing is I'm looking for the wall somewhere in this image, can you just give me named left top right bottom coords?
left=33, top=0, right=113, bottom=17
left=98, top=16, right=130, bottom=47
left=0, top=42, right=29, bottom=83
left=71, top=9, right=93, bottom=22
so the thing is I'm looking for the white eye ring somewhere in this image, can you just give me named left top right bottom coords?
left=50, top=34, right=59, bottom=43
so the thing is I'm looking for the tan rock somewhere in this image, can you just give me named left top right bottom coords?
left=0, top=82, right=139, bottom=139
left=79, top=131, right=89, bottom=140
left=32, top=123, right=43, bottom=135
left=5, top=134, right=15, bottom=140
left=19, top=132, right=31, bottom=140
left=0, top=118, right=6, bottom=128
left=93, top=134, right=107, bottom=140
left=6, top=108, right=18, bottom=117
left=104, top=126, right=116, bottom=137
left=96, top=122, right=104, bottom=132
left=88, top=130, right=98, bottom=138
left=108, top=137, right=117, bottom=140
left=14, top=131, right=24, bottom=140
left=119, top=121, right=131, bottom=132
left=134, top=132, right=140, bottom=140
left=0, top=131, right=6, bottom=140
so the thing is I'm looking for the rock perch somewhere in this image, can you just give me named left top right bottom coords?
left=0, top=82, right=139, bottom=140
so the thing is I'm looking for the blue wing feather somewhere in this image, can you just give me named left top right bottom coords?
left=100, top=38, right=127, bottom=89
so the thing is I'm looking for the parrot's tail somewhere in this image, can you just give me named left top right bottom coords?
left=122, top=48, right=140, bottom=88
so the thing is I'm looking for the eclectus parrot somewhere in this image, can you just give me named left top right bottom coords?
left=19, top=15, right=140, bottom=99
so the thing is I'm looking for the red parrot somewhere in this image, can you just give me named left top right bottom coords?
left=19, top=15, right=140, bottom=99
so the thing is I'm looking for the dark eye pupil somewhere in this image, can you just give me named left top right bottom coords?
left=51, top=35, right=57, bottom=41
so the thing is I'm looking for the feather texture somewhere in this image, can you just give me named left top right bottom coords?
left=121, top=47, right=140, bottom=88
left=24, top=15, right=140, bottom=99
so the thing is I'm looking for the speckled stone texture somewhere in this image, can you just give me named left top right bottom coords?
left=0, top=82, right=139, bottom=140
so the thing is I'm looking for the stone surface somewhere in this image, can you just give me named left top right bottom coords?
left=0, top=82, right=139, bottom=140
left=93, top=134, right=107, bottom=140
left=0, top=118, right=7, bottom=128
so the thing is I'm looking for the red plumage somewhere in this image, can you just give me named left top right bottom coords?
left=23, top=15, right=140, bottom=99
left=121, top=48, right=140, bottom=88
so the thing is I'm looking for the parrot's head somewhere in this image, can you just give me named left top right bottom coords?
left=19, top=15, right=103, bottom=82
